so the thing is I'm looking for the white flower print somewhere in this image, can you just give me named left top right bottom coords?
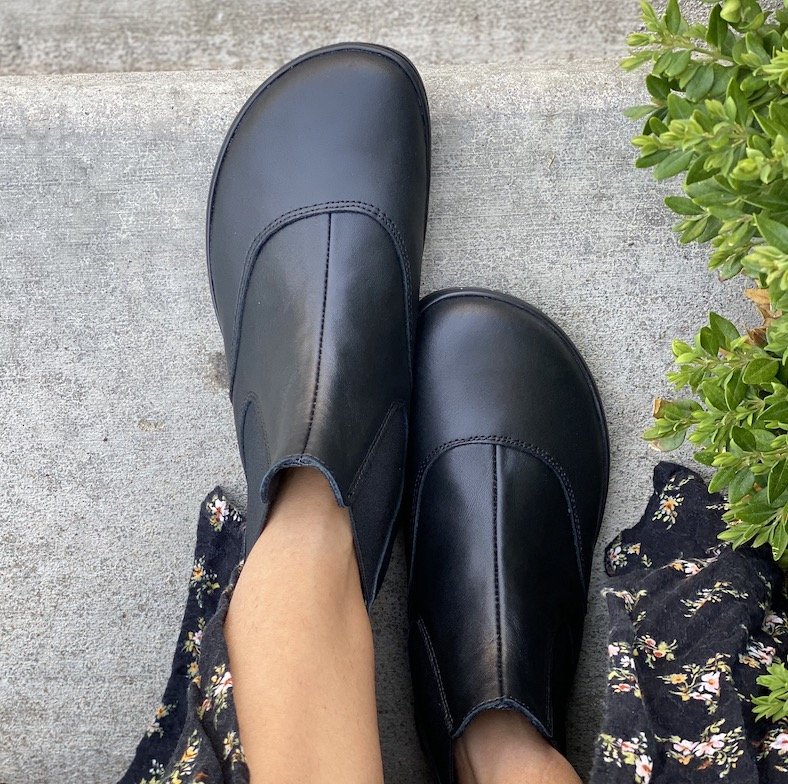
left=739, top=639, right=776, bottom=669
left=635, top=754, right=653, bottom=782
left=771, top=732, right=788, bottom=751
left=701, top=670, right=721, bottom=694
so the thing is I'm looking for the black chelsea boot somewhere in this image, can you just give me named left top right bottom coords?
left=406, top=288, right=609, bottom=781
left=207, top=43, right=431, bottom=607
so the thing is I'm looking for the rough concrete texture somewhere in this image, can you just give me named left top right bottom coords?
left=0, top=64, right=756, bottom=783
left=0, top=0, right=715, bottom=75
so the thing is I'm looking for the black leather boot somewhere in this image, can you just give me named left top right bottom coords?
left=207, top=43, right=430, bottom=607
left=406, top=288, right=609, bottom=781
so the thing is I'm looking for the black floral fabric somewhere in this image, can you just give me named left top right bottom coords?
left=118, top=489, right=248, bottom=784
left=591, top=462, right=788, bottom=783
left=121, top=464, right=788, bottom=784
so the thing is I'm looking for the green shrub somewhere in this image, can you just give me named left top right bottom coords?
left=625, top=0, right=788, bottom=564
left=754, top=661, right=788, bottom=719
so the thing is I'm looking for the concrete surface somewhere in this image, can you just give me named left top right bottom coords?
left=0, top=64, right=755, bottom=783
left=0, top=0, right=714, bottom=76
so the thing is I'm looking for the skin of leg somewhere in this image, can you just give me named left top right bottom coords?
left=223, top=467, right=384, bottom=784
left=454, top=709, right=582, bottom=784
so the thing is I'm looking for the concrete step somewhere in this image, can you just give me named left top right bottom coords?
left=0, top=64, right=754, bottom=783
left=0, top=0, right=712, bottom=76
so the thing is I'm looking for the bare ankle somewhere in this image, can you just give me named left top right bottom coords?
left=269, top=466, right=342, bottom=514
left=224, top=464, right=381, bottom=784
left=259, top=467, right=353, bottom=549
left=454, top=710, right=580, bottom=784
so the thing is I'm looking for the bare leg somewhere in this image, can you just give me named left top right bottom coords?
left=455, top=710, right=581, bottom=784
left=224, top=468, right=384, bottom=784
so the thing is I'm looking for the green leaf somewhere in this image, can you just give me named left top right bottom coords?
left=649, top=115, right=669, bottom=135
left=756, top=214, right=788, bottom=254
left=729, top=466, right=755, bottom=502
left=693, top=449, right=714, bottom=466
left=622, top=51, right=654, bottom=71
left=665, top=0, right=682, bottom=33
left=710, top=63, right=733, bottom=97
left=686, top=154, right=715, bottom=184
left=699, top=325, right=720, bottom=356
left=742, top=11, right=766, bottom=33
left=752, top=428, right=778, bottom=450
left=685, top=65, right=715, bottom=101
left=741, top=71, right=767, bottom=92
left=716, top=255, right=743, bottom=280
left=772, top=522, right=788, bottom=561
left=732, top=425, right=757, bottom=450
left=732, top=36, right=747, bottom=66
left=680, top=215, right=710, bottom=243
left=721, top=0, right=740, bottom=24
left=654, top=150, right=695, bottom=180
left=744, top=32, right=770, bottom=66
left=710, top=312, right=740, bottom=345
left=672, top=339, right=694, bottom=356
left=695, top=449, right=717, bottom=466
left=654, top=429, right=687, bottom=451
left=755, top=663, right=788, bottom=720
left=699, top=216, right=722, bottom=243
left=636, top=150, right=671, bottom=169
left=742, top=357, right=780, bottom=384
left=735, top=501, right=777, bottom=525
left=702, top=378, right=729, bottom=410
left=646, top=74, right=671, bottom=101
left=624, top=104, right=657, bottom=120
left=653, top=50, right=674, bottom=75
left=667, top=93, right=693, bottom=119
left=686, top=178, right=734, bottom=207
left=707, top=4, right=728, bottom=49
left=679, top=62, right=700, bottom=90
left=665, top=195, right=703, bottom=215
left=768, top=459, right=788, bottom=503
left=709, top=465, right=737, bottom=492
left=727, top=77, right=750, bottom=125
left=743, top=189, right=788, bottom=211
left=724, top=369, right=748, bottom=408
left=713, top=451, right=741, bottom=467
left=666, top=50, right=692, bottom=78
left=640, top=0, right=661, bottom=30
left=763, top=401, right=788, bottom=423
left=753, top=524, right=772, bottom=549
left=757, top=112, right=782, bottom=140
left=770, top=102, right=788, bottom=135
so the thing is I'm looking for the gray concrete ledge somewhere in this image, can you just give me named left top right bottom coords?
left=0, top=0, right=713, bottom=76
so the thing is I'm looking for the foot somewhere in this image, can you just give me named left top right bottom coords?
left=207, top=44, right=431, bottom=607
left=454, top=710, right=580, bottom=784
left=225, top=467, right=384, bottom=784
left=405, top=288, right=609, bottom=782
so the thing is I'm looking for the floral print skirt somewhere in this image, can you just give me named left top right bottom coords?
left=119, top=464, right=788, bottom=784
left=590, top=462, right=788, bottom=783
left=118, top=490, right=250, bottom=784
